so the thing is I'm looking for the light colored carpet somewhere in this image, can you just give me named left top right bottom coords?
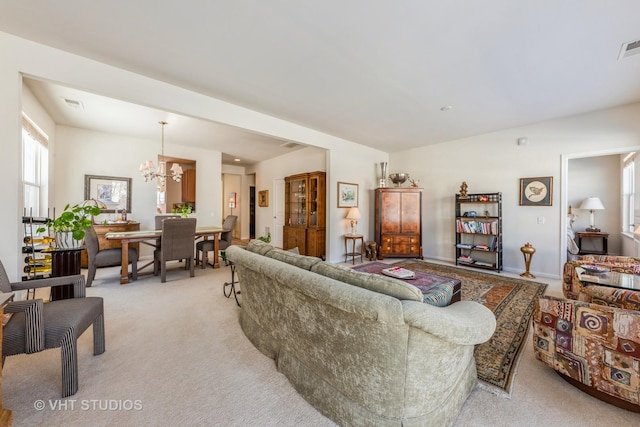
left=2, top=260, right=639, bottom=426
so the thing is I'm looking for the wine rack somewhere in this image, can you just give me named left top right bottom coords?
left=22, top=214, right=52, bottom=281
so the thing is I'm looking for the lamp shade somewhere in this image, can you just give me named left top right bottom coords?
left=346, top=207, right=361, bottom=220
left=579, top=197, right=605, bottom=211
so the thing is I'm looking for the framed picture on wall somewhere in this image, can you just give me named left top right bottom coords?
left=519, top=176, right=552, bottom=206
left=338, top=182, right=358, bottom=208
left=258, top=190, right=269, bottom=207
left=84, top=174, right=132, bottom=213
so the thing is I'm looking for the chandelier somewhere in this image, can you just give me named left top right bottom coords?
left=140, top=121, right=183, bottom=184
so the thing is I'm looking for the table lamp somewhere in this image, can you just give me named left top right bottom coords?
left=346, top=207, right=361, bottom=235
left=579, top=197, right=605, bottom=232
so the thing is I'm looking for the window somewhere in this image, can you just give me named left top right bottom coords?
left=22, top=114, right=48, bottom=217
left=622, top=152, right=636, bottom=233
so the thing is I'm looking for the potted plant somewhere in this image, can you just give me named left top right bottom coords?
left=257, top=231, right=271, bottom=243
left=172, top=204, right=192, bottom=218
left=37, top=203, right=102, bottom=249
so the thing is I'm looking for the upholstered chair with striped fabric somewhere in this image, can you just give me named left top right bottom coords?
left=0, top=260, right=105, bottom=397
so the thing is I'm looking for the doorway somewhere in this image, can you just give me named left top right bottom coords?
left=561, top=146, right=640, bottom=267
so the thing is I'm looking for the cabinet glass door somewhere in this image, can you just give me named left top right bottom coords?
left=288, top=177, right=306, bottom=226
left=309, top=176, right=319, bottom=227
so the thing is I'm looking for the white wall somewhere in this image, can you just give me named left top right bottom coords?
left=392, top=102, right=640, bottom=278
left=54, top=126, right=222, bottom=258
left=251, top=146, right=326, bottom=244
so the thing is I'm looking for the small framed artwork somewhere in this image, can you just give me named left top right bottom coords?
left=338, top=182, right=358, bottom=208
left=258, top=190, right=269, bottom=207
left=519, top=176, right=553, bottom=206
left=84, top=174, right=132, bottom=213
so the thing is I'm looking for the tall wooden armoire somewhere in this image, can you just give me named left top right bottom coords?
left=283, top=171, right=326, bottom=258
left=374, top=187, right=423, bottom=259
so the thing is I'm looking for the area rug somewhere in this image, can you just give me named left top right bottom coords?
left=351, top=260, right=547, bottom=398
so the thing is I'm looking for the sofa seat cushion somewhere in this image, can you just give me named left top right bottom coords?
left=311, top=262, right=423, bottom=302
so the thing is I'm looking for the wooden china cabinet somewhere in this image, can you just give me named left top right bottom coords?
left=283, top=171, right=326, bottom=258
left=374, top=187, right=423, bottom=259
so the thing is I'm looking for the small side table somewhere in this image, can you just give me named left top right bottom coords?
left=221, top=254, right=240, bottom=307
left=576, top=232, right=609, bottom=255
left=344, top=234, right=364, bottom=264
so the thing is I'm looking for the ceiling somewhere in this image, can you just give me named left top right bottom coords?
left=22, top=77, right=303, bottom=167
left=3, top=1, right=640, bottom=161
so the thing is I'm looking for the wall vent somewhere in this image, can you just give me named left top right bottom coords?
left=618, top=39, right=640, bottom=60
left=280, top=141, right=300, bottom=149
left=63, top=98, right=84, bottom=109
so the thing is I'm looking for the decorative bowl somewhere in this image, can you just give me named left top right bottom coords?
left=389, top=173, right=409, bottom=186
left=580, top=265, right=609, bottom=274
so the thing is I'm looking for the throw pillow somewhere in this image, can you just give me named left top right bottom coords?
left=421, top=282, right=455, bottom=307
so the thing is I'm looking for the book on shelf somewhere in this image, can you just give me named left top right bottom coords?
left=457, top=255, right=475, bottom=264
left=474, top=261, right=495, bottom=267
left=456, top=243, right=474, bottom=249
left=455, top=219, right=498, bottom=234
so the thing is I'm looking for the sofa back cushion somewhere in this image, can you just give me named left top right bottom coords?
left=266, top=247, right=322, bottom=271
left=246, top=239, right=274, bottom=255
left=311, top=262, right=423, bottom=302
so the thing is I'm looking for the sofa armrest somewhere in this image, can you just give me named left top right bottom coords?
left=10, top=274, right=86, bottom=298
left=402, top=300, right=496, bottom=345
left=579, top=285, right=640, bottom=310
left=5, top=299, right=45, bottom=353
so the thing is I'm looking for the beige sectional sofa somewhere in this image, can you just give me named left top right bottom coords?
left=226, top=240, right=496, bottom=427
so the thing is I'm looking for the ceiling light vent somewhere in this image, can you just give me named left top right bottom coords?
left=63, top=98, right=84, bottom=109
left=280, top=141, right=300, bottom=149
left=618, top=39, right=640, bottom=60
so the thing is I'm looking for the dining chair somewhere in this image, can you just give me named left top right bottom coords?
left=195, top=215, right=237, bottom=268
left=0, top=260, right=105, bottom=397
left=85, top=226, right=137, bottom=287
left=153, top=217, right=197, bottom=282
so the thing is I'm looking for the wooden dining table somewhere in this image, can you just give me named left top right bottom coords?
left=105, top=226, right=225, bottom=284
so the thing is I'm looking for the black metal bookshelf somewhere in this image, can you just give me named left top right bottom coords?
left=454, top=192, right=502, bottom=271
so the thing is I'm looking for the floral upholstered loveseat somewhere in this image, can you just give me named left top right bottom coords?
left=533, top=255, right=640, bottom=411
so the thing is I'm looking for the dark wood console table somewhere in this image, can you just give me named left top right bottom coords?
left=576, top=231, right=608, bottom=255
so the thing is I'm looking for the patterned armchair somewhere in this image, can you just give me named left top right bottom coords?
left=563, top=255, right=640, bottom=310
left=533, top=256, right=640, bottom=411
left=533, top=296, right=640, bottom=411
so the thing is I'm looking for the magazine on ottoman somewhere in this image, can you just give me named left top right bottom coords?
left=381, top=266, right=416, bottom=279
